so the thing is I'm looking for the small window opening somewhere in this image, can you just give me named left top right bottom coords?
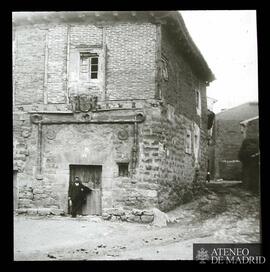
left=118, top=163, right=129, bottom=177
left=196, top=92, right=199, bottom=107
left=79, top=52, right=99, bottom=80
left=195, top=89, right=201, bottom=115
left=90, top=57, right=98, bottom=79
left=185, top=129, right=192, bottom=154
left=194, top=135, right=198, bottom=147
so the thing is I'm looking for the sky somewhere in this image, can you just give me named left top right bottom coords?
left=180, top=10, right=258, bottom=113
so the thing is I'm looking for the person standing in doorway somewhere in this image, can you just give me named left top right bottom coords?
left=68, top=176, right=92, bottom=218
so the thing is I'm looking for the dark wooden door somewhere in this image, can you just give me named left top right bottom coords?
left=69, top=165, right=102, bottom=215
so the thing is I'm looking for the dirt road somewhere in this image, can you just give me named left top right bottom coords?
left=14, top=184, right=260, bottom=260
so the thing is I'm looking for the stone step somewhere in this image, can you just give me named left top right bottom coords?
left=15, top=208, right=65, bottom=216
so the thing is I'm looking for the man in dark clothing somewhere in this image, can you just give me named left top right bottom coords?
left=68, top=177, right=92, bottom=218
left=238, top=138, right=260, bottom=193
left=206, top=171, right=211, bottom=183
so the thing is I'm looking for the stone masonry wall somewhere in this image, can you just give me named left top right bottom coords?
left=104, top=104, right=163, bottom=210
left=15, top=105, right=165, bottom=213
left=131, top=102, right=208, bottom=212
left=19, top=119, right=136, bottom=212
left=158, top=105, right=209, bottom=211
left=13, top=111, right=39, bottom=209
left=15, top=100, right=206, bottom=213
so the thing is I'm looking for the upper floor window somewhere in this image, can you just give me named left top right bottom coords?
left=185, top=129, right=192, bottom=154
left=193, top=130, right=200, bottom=162
left=80, top=52, right=99, bottom=81
left=195, top=89, right=201, bottom=116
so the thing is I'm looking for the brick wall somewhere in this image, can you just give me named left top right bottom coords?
left=14, top=26, right=47, bottom=105
left=105, top=23, right=156, bottom=100
left=68, top=24, right=104, bottom=99
left=14, top=22, right=157, bottom=106
left=69, top=25, right=103, bottom=46
left=160, top=26, right=208, bottom=129
left=47, top=25, right=68, bottom=103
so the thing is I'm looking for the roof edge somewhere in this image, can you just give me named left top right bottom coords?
left=240, top=116, right=259, bottom=125
left=216, top=101, right=259, bottom=116
left=12, top=11, right=215, bottom=82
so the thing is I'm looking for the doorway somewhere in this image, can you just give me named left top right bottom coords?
left=69, top=165, right=102, bottom=215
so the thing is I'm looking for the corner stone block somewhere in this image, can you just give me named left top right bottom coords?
left=131, top=209, right=143, bottom=216
left=133, top=215, right=142, bottom=223
left=102, top=213, right=112, bottom=220
left=126, top=213, right=135, bottom=222
left=141, top=215, right=154, bottom=223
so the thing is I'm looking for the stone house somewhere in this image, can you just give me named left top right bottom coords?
left=210, top=102, right=259, bottom=181
left=13, top=11, right=215, bottom=216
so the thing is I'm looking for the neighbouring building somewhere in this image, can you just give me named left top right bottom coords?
left=13, top=11, right=215, bottom=217
left=210, top=102, right=259, bottom=181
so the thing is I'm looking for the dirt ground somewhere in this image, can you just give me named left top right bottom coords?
left=14, top=183, right=260, bottom=261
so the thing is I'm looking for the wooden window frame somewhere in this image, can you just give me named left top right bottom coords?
left=79, top=52, right=99, bottom=82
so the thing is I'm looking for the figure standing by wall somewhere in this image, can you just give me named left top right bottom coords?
left=238, top=138, right=260, bottom=193
left=68, top=177, right=92, bottom=218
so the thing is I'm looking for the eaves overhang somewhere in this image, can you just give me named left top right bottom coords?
left=13, top=10, right=215, bottom=83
